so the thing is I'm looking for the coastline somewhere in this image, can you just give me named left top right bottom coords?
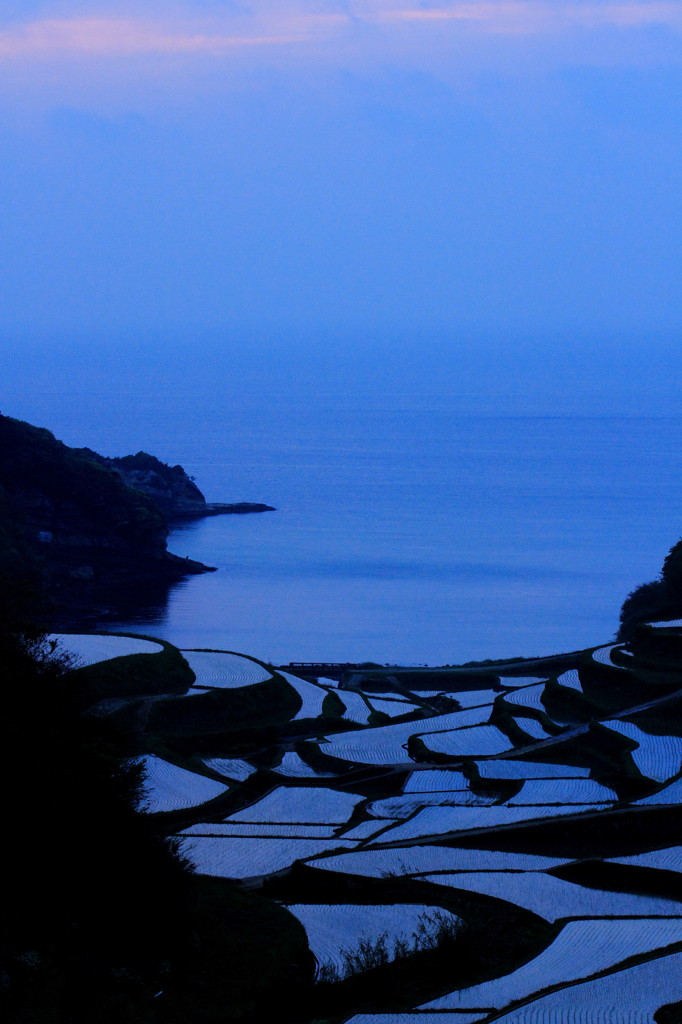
left=169, top=501, right=276, bottom=521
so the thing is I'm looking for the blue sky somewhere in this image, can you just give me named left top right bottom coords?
left=0, top=1, right=681, bottom=348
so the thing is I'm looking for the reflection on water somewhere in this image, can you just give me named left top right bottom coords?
left=66, top=574, right=187, bottom=633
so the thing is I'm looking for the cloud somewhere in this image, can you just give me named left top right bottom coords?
left=367, top=1, right=682, bottom=33
left=0, top=2, right=680, bottom=61
left=0, top=8, right=350, bottom=58
left=0, top=18, right=319, bottom=58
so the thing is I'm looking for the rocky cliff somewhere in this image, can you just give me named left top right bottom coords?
left=77, top=448, right=209, bottom=517
left=79, top=448, right=275, bottom=520
left=0, top=414, right=271, bottom=622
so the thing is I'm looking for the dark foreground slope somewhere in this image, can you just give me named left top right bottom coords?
left=0, top=620, right=311, bottom=1024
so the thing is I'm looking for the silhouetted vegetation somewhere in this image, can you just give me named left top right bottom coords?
left=0, top=615, right=191, bottom=1021
left=0, top=413, right=166, bottom=549
left=70, top=638, right=194, bottom=706
left=0, top=414, right=214, bottom=627
left=620, top=535, right=682, bottom=636
left=267, top=866, right=553, bottom=1023
left=145, top=671, right=302, bottom=738
left=78, top=448, right=207, bottom=517
left=0, top=591, right=313, bottom=1022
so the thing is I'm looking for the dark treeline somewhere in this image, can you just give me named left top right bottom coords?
left=620, top=537, right=682, bottom=636
left=0, top=414, right=216, bottom=631
left=0, top=580, right=192, bottom=1022
left=0, top=579, right=313, bottom=1023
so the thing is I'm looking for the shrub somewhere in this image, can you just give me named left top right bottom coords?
left=316, top=910, right=461, bottom=983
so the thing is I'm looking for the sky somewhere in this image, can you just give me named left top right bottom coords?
left=0, top=1, right=681, bottom=385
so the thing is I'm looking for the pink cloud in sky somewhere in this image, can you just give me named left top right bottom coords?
left=368, top=1, right=682, bottom=32
left=0, top=2, right=680, bottom=61
left=0, top=18, right=320, bottom=58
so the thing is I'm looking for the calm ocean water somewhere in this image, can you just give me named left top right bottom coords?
left=93, top=411, right=682, bottom=666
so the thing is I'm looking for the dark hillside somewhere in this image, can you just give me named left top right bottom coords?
left=81, top=448, right=275, bottom=520
left=0, top=626, right=190, bottom=1021
left=0, top=620, right=312, bottom=1023
left=620, top=535, right=682, bottom=635
left=78, top=447, right=209, bottom=517
left=0, top=414, right=213, bottom=622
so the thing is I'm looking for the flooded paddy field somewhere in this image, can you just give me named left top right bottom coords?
left=54, top=621, right=682, bottom=1021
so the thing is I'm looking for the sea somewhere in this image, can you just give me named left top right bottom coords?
left=66, top=412, right=682, bottom=665
left=6, top=348, right=682, bottom=666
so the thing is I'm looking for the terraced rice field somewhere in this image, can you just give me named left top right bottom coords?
left=319, top=721, right=423, bottom=765
left=366, top=791, right=499, bottom=819
left=496, top=675, right=550, bottom=688
left=512, top=717, right=553, bottom=741
left=181, top=650, right=272, bottom=688
left=228, top=786, right=364, bottom=823
left=369, top=698, right=420, bottom=718
left=474, top=760, right=591, bottom=779
left=274, top=752, right=336, bottom=777
left=416, top=871, right=682, bottom=920
left=634, top=776, right=682, bottom=805
left=178, top=834, right=357, bottom=878
left=420, top=725, right=514, bottom=758
left=446, top=689, right=499, bottom=707
left=180, top=822, right=338, bottom=838
left=555, top=668, right=582, bottom=691
left=318, top=737, right=414, bottom=766
left=420, top=918, right=682, bottom=1011
left=368, top=803, right=602, bottom=843
left=366, top=691, right=413, bottom=701
left=485, top=947, right=682, bottom=1022
left=419, top=707, right=498, bottom=730
left=509, top=778, right=617, bottom=803
left=121, top=628, right=682, bottom=1017
left=334, top=690, right=373, bottom=724
left=306, top=846, right=571, bottom=877
left=409, top=690, right=462, bottom=699
left=591, top=644, right=625, bottom=667
left=603, top=719, right=682, bottom=782
left=50, top=632, right=163, bottom=665
left=137, top=755, right=227, bottom=812
left=284, top=904, right=461, bottom=974
left=403, top=769, right=474, bottom=792
left=319, top=709, right=494, bottom=765
left=608, top=846, right=682, bottom=872
left=278, top=671, right=329, bottom=719
left=201, top=757, right=256, bottom=781
left=503, top=684, right=546, bottom=712
left=339, top=819, right=401, bottom=840
left=344, top=1016, right=485, bottom=1024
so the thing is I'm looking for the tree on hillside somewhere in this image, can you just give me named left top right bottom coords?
left=619, top=536, right=682, bottom=636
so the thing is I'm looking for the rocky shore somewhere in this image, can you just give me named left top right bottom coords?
left=171, top=500, right=276, bottom=520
